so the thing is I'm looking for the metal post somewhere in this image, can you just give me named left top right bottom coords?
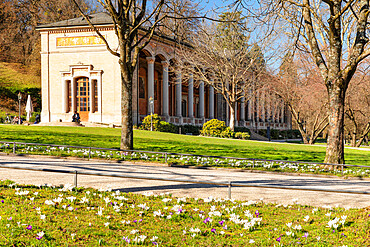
left=18, top=92, right=22, bottom=125
left=228, top=181, right=232, bottom=199
left=74, top=170, right=78, bottom=188
left=165, top=153, right=168, bottom=163
left=13, top=142, right=16, bottom=154
left=341, top=165, right=344, bottom=175
left=252, top=159, right=255, bottom=169
left=88, top=147, right=91, bottom=160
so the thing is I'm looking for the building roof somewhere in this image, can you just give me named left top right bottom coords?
left=36, top=12, right=192, bottom=48
left=36, top=12, right=113, bottom=29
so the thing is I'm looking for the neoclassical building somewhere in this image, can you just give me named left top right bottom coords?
left=37, top=13, right=291, bottom=130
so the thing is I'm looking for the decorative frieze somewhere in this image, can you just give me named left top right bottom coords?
left=56, top=36, right=105, bottom=47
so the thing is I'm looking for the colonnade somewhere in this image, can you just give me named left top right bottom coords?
left=142, top=57, right=288, bottom=128
left=145, top=57, right=211, bottom=119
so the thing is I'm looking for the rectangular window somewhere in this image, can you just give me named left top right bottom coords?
left=94, top=80, right=98, bottom=112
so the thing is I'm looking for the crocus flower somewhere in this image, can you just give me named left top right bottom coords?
left=26, top=225, right=32, bottom=230
left=1, top=200, right=4, bottom=203
left=218, top=220, right=224, bottom=225
left=211, top=228, right=216, bottom=233
left=36, top=231, right=44, bottom=240
left=276, top=237, right=281, bottom=242
left=123, top=236, right=130, bottom=243
left=255, top=210, right=260, bottom=217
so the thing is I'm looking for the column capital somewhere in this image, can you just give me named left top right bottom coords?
left=146, top=56, right=155, bottom=64
left=161, top=61, right=169, bottom=68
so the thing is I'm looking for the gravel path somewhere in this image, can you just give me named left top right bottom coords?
left=0, top=154, right=369, bottom=208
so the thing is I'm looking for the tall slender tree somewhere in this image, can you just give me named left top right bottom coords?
left=179, top=11, right=267, bottom=131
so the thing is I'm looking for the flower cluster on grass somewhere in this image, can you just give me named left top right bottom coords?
left=0, top=179, right=368, bottom=246
left=3, top=142, right=369, bottom=178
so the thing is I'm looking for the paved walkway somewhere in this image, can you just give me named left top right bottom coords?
left=0, top=154, right=369, bottom=208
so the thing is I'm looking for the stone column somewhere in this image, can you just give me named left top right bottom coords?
left=62, top=79, right=68, bottom=113
left=188, top=74, right=194, bottom=118
left=89, top=77, right=94, bottom=115
left=199, top=80, right=204, bottom=118
left=147, top=57, right=155, bottom=112
left=71, top=79, right=76, bottom=113
left=161, top=61, right=169, bottom=117
left=248, top=90, right=252, bottom=121
left=209, top=85, right=214, bottom=119
left=256, top=91, right=260, bottom=123
left=240, top=96, right=245, bottom=122
left=261, top=91, right=265, bottom=122
left=176, top=72, right=182, bottom=117
left=217, top=93, right=222, bottom=119
left=235, top=101, right=238, bottom=127
left=98, top=75, right=102, bottom=121
left=281, top=102, right=285, bottom=123
left=266, top=93, right=271, bottom=121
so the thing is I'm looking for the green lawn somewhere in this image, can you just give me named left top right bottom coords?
left=1, top=125, right=369, bottom=166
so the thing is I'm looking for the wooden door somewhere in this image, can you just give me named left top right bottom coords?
left=76, top=77, right=89, bottom=122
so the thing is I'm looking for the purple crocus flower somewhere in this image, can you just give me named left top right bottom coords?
left=123, top=236, right=130, bottom=243
left=218, top=220, right=224, bottom=225
left=8, top=217, right=12, bottom=221
left=203, top=217, right=210, bottom=223
left=276, top=237, right=281, bottom=242
left=26, top=225, right=32, bottom=230
left=152, top=242, right=158, bottom=245
left=1, top=200, right=4, bottom=203
left=139, top=219, right=143, bottom=222
left=36, top=236, right=42, bottom=240
left=255, top=210, right=260, bottom=217
left=303, top=232, right=309, bottom=238
left=211, top=228, right=216, bottom=233
left=133, top=220, right=137, bottom=223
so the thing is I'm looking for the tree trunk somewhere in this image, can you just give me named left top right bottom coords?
left=356, top=123, right=370, bottom=147
left=120, top=61, right=133, bottom=150
left=229, top=104, right=235, bottom=131
left=324, top=85, right=345, bottom=164
left=351, top=133, right=357, bottom=147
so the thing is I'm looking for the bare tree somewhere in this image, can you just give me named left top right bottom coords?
left=344, top=69, right=370, bottom=147
left=155, top=0, right=201, bottom=42
left=242, top=0, right=370, bottom=164
left=70, top=0, right=213, bottom=149
left=178, top=11, right=267, bottom=131
left=272, top=52, right=328, bottom=144
left=0, top=0, right=91, bottom=67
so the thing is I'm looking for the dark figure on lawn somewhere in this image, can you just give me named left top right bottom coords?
left=34, top=114, right=40, bottom=124
left=72, top=111, right=80, bottom=123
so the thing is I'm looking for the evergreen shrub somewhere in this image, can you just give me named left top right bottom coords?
left=200, top=119, right=228, bottom=137
left=139, top=114, right=177, bottom=133
left=234, top=132, right=250, bottom=140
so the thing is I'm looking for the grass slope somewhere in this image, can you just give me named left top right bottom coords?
left=0, top=62, right=40, bottom=89
left=0, top=62, right=41, bottom=115
left=0, top=125, right=369, bottom=166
